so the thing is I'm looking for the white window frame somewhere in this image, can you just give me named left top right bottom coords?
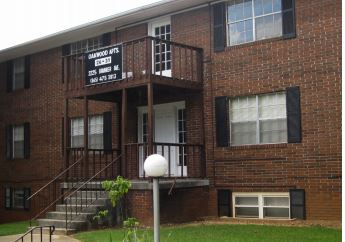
left=70, top=115, right=104, bottom=149
left=12, top=125, right=25, bottom=159
left=226, top=0, right=283, bottom=46
left=70, top=36, right=103, bottom=55
left=229, top=92, right=287, bottom=146
left=233, top=192, right=290, bottom=219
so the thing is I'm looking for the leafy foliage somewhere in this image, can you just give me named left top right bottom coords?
left=123, top=218, right=149, bottom=242
left=102, top=176, right=132, bottom=207
left=93, top=209, right=109, bottom=221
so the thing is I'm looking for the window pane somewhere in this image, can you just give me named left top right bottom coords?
left=264, top=197, right=289, bottom=206
left=235, top=196, right=258, bottom=205
left=260, top=119, right=287, bottom=143
left=243, top=0, right=252, bottom=19
left=263, top=207, right=289, bottom=218
left=235, top=207, right=259, bottom=217
left=273, top=0, right=281, bottom=12
left=255, top=13, right=282, bottom=40
left=263, top=0, right=273, bottom=14
left=230, top=96, right=256, bottom=122
left=89, top=134, right=103, bottom=149
left=14, top=126, right=24, bottom=141
left=229, top=19, right=254, bottom=45
left=13, top=189, right=24, bottom=208
left=231, top=122, right=257, bottom=145
left=89, top=115, right=103, bottom=134
left=259, top=92, right=286, bottom=119
left=13, top=58, right=25, bottom=90
left=254, top=0, right=263, bottom=16
left=14, top=141, right=24, bottom=159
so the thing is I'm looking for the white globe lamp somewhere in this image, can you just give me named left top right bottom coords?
left=144, top=154, right=168, bottom=177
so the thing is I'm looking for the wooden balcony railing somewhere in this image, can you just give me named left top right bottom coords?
left=62, top=36, right=203, bottom=92
left=66, top=148, right=121, bottom=181
left=124, top=142, right=206, bottom=179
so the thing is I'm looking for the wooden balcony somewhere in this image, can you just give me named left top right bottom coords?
left=62, top=36, right=203, bottom=98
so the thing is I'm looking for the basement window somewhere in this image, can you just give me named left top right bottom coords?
left=233, top=193, right=290, bottom=219
left=5, top=187, right=31, bottom=210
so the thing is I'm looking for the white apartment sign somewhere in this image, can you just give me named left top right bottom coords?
left=85, top=44, right=123, bottom=86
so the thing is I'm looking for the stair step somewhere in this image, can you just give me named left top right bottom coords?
left=37, top=218, right=86, bottom=230
left=64, top=197, right=108, bottom=205
left=46, top=211, right=94, bottom=220
left=56, top=204, right=104, bottom=213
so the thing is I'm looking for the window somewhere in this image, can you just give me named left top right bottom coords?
left=6, top=123, right=29, bottom=160
left=12, top=57, right=25, bottom=90
left=70, top=36, right=103, bottom=55
left=13, top=125, right=25, bottom=159
left=229, top=92, right=287, bottom=146
left=71, top=118, right=84, bottom=148
left=153, top=23, right=171, bottom=72
left=177, top=109, right=187, bottom=166
left=89, top=115, right=104, bottom=149
left=227, top=0, right=282, bottom=46
left=13, top=189, right=25, bottom=209
left=5, top=188, right=31, bottom=210
left=233, top=193, right=290, bottom=219
left=70, top=115, right=104, bottom=149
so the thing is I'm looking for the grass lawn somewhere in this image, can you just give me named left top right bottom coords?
left=0, top=220, right=37, bottom=236
left=74, top=224, right=341, bottom=242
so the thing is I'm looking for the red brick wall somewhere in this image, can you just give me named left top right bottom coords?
left=126, top=187, right=209, bottom=226
left=0, top=47, right=117, bottom=223
left=172, top=1, right=341, bottom=220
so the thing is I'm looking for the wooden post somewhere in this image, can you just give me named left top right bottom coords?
left=83, top=96, right=89, bottom=179
left=147, top=83, right=154, bottom=155
left=121, top=88, right=127, bottom=177
left=64, top=98, right=69, bottom=181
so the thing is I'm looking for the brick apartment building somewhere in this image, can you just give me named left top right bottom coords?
left=0, top=0, right=341, bottom=228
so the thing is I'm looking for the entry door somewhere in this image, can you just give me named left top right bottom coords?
left=154, top=105, right=177, bottom=176
left=138, top=102, right=186, bottom=177
left=150, top=19, right=172, bottom=77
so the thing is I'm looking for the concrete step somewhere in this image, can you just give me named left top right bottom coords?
left=69, top=190, right=108, bottom=198
left=56, top=204, right=104, bottom=213
left=37, top=218, right=86, bottom=230
left=64, top=197, right=108, bottom=206
left=60, top=182, right=104, bottom=190
left=46, top=211, right=94, bottom=220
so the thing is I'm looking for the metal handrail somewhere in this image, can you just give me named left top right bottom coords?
left=14, top=226, right=55, bottom=242
left=63, top=154, right=122, bottom=230
left=27, top=156, right=84, bottom=201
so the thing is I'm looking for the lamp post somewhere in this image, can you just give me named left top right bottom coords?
left=144, top=154, right=168, bottom=242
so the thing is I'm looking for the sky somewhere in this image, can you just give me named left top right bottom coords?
left=0, top=0, right=161, bottom=51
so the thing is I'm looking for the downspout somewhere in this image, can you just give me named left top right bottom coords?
left=208, top=2, right=216, bottom=187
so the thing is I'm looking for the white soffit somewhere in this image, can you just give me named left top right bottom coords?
left=0, top=0, right=213, bottom=63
